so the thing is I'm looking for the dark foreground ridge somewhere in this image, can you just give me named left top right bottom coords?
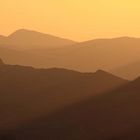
left=11, top=76, right=140, bottom=140
left=0, top=58, right=128, bottom=138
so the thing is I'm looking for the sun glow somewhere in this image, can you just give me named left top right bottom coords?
left=1, top=0, right=140, bottom=41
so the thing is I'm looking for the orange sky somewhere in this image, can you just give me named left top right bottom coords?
left=1, top=0, right=140, bottom=41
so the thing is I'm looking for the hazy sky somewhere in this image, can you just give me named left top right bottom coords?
left=1, top=0, right=140, bottom=41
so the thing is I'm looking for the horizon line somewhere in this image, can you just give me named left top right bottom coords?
left=1, top=28, right=140, bottom=42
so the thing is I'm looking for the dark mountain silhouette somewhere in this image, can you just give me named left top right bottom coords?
left=0, top=29, right=76, bottom=49
left=0, top=59, right=127, bottom=132
left=10, top=77, right=140, bottom=140
left=1, top=34, right=140, bottom=79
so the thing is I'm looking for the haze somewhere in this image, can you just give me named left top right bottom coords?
left=1, top=0, right=140, bottom=41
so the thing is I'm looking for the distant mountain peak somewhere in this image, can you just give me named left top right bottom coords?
left=12, top=28, right=29, bottom=32
left=8, top=29, right=74, bottom=41
left=5, top=29, right=76, bottom=49
left=8, top=29, right=47, bottom=37
left=15, top=28, right=30, bottom=32
left=10, top=28, right=47, bottom=35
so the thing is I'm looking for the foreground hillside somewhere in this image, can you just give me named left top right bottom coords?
left=9, top=75, right=140, bottom=140
left=0, top=58, right=127, bottom=132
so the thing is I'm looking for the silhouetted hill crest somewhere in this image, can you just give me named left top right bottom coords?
left=8, top=29, right=61, bottom=39
left=7, top=29, right=76, bottom=47
left=0, top=29, right=76, bottom=50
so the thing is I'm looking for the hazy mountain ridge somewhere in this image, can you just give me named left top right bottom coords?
left=0, top=29, right=76, bottom=49
left=1, top=29, right=140, bottom=79
left=112, top=61, right=140, bottom=80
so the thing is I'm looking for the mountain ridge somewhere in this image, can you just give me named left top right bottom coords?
left=0, top=29, right=76, bottom=49
left=8, top=29, right=75, bottom=42
left=1, top=29, right=140, bottom=79
left=0, top=58, right=128, bottom=131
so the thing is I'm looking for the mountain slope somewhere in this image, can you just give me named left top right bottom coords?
left=11, top=77, right=140, bottom=140
left=112, top=61, right=140, bottom=80
left=61, top=37, right=140, bottom=72
left=0, top=59, right=127, bottom=131
left=1, top=36, right=140, bottom=80
left=0, top=29, right=76, bottom=49
left=0, top=46, right=49, bottom=67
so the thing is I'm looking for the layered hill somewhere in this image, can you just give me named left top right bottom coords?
left=112, top=61, right=140, bottom=80
left=9, top=75, right=140, bottom=140
left=0, top=59, right=127, bottom=131
left=0, top=29, right=76, bottom=49
left=1, top=32, right=140, bottom=79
